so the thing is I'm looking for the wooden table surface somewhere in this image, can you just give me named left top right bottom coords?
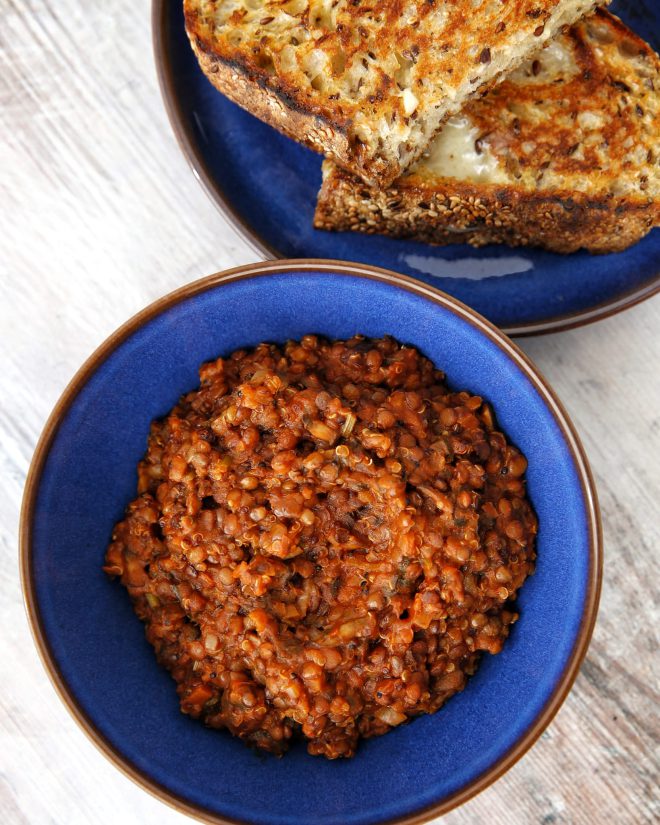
left=1, top=2, right=658, bottom=823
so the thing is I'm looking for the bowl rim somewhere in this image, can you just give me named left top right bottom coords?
left=151, top=0, right=660, bottom=338
left=20, top=259, right=602, bottom=825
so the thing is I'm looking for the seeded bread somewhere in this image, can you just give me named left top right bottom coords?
left=314, top=11, right=660, bottom=253
left=185, top=0, right=605, bottom=186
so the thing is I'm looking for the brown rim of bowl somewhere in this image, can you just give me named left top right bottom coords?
left=151, top=0, right=659, bottom=339
left=20, top=260, right=603, bottom=825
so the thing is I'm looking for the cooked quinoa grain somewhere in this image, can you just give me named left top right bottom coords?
left=104, top=336, right=536, bottom=758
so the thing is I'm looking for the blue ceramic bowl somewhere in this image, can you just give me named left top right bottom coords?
left=22, top=261, right=601, bottom=825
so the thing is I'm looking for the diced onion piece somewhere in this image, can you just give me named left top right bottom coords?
left=376, top=707, right=407, bottom=726
left=205, top=633, right=219, bottom=652
left=341, top=412, right=357, bottom=437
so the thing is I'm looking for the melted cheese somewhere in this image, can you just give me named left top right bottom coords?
left=413, top=116, right=507, bottom=184
left=510, top=38, right=579, bottom=85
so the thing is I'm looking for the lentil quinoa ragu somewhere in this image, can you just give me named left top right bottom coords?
left=104, top=335, right=537, bottom=759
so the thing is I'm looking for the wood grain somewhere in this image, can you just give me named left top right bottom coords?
left=0, top=1, right=658, bottom=823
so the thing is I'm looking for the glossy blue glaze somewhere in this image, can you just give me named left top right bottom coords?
left=163, top=0, right=659, bottom=331
left=31, top=270, right=594, bottom=825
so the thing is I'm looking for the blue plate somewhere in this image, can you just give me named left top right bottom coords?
left=153, top=0, right=660, bottom=335
left=22, top=262, right=601, bottom=825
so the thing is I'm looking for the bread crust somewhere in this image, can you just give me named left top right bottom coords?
left=314, top=162, right=660, bottom=254
left=188, top=33, right=358, bottom=174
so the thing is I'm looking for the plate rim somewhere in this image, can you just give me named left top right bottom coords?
left=152, top=0, right=660, bottom=337
left=20, top=259, right=602, bottom=825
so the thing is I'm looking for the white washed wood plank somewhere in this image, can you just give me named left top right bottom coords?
left=0, top=1, right=658, bottom=823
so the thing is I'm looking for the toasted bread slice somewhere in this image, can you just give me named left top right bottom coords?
left=314, top=11, right=660, bottom=253
left=185, top=0, right=604, bottom=186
